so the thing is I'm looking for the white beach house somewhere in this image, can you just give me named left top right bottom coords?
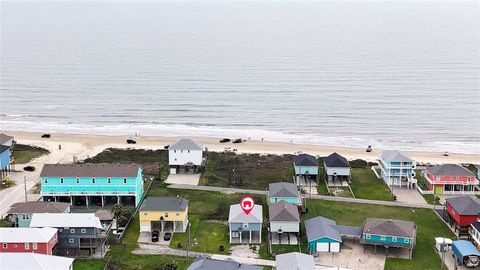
left=168, top=139, right=204, bottom=174
left=379, top=150, right=417, bottom=189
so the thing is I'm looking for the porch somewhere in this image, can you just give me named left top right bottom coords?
left=230, top=230, right=261, bottom=244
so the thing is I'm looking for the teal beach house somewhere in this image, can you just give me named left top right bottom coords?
left=40, top=163, right=143, bottom=207
left=6, top=201, right=70, bottom=227
left=267, top=182, right=302, bottom=206
left=293, top=153, right=319, bottom=186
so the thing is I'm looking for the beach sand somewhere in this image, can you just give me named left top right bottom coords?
left=4, top=130, right=479, bottom=165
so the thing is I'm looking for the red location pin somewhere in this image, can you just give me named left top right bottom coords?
left=240, top=196, right=255, bottom=215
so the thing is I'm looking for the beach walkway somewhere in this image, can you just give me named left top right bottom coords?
left=167, top=184, right=431, bottom=209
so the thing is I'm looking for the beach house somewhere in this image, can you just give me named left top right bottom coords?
left=445, top=196, right=480, bottom=233
left=293, top=153, right=318, bottom=186
left=139, top=197, right=189, bottom=233
left=379, top=150, right=417, bottom=189
left=275, top=252, right=316, bottom=270
left=187, top=255, right=262, bottom=270
left=6, top=201, right=70, bottom=227
left=323, top=152, right=351, bottom=186
left=267, top=182, right=302, bottom=206
left=0, top=227, right=58, bottom=255
left=0, top=253, right=74, bottom=270
left=423, top=164, right=479, bottom=195
left=469, top=220, right=480, bottom=250
left=29, top=213, right=107, bottom=257
left=0, top=133, right=14, bottom=180
left=304, top=216, right=362, bottom=253
left=268, top=201, right=300, bottom=245
left=361, top=218, right=416, bottom=259
left=40, top=163, right=144, bottom=207
left=228, top=204, right=263, bottom=244
left=168, top=139, right=204, bottom=175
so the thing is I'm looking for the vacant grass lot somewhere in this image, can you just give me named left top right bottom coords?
left=73, top=259, right=108, bottom=270
left=13, top=144, right=50, bottom=164
left=350, top=168, right=392, bottom=201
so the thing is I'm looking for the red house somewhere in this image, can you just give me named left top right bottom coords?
left=425, top=164, right=478, bottom=195
left=0, top=227, right=58, bottom=255
left=445, top=196, right=480, bottom=234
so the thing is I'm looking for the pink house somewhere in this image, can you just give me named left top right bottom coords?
left=424, top=164, right=479, bottom=195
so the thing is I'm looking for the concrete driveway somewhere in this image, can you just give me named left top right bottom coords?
left=393, top=188, right=427, bottom=204
left=314, top=242, right=386, bottom=270
left=166, top=174, right=200, bottom=186
left=137, top=231, right=172, bottom=246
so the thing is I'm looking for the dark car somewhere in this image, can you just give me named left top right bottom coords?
left=232, top=138, right=242, bottom=144
left=151, top=230, right=160, bottom=242
left=126, top=139, right=136, bottom=144
left=23, top=166, right=35, bottom=172
left=41, top=134, right=51, bottom=138
left=164, top=232, right=172, bottom=241
left=164, top=145, right=169, bottom=150
left=220, top=138, right=231, bottom=143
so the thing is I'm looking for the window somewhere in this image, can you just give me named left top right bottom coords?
left=59, top=229, right=63, bottom=232
left=188, top=150, right=190, bottom=153
left=32, top=243, right=37, bottom=250
left=44, top=178, right=48, bottom=184
left=243, top=223, right=249, bottom=228
left=76, top=178, right=80, bottom=184
left=2, top=243, right=7, bottom=249
left=365, top=234, right=371, bottom=240
left=13, top=244, right=17, bottom=248
left=22, top=214, right=29, bottom=220
left=174, top=150, right=176, bottom=153
left=274, top=198, right=278, bottom=203
left=108, top=178, right=111, bottom=184
left=24, top=243, right=29, bottom=250
left=60, top=178, right=64, bottom=184
left=70, top=229, right=75, bottom=233
left=380, top=236, right=386, bottom=241
left=69, top=238, right=74, bottom=244
left=404, top=238, right=409, bottom=244
left=81, top=229, right=86, bottom=233
left=392, top=237, right=397, bottom=242
left=181, top=150, right=183, bottom=153
left=92, top=178, right=95, bottom=184
left=124, top=178, right=127, bottom=184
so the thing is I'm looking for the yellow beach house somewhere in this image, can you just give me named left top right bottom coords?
left=139, top=197, right=189, bottom=233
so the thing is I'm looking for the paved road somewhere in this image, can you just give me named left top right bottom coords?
left=167, top=184, right=433, bottom=209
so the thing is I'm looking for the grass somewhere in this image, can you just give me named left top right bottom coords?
left=350, top=168, right=392, bottom=201
left=73, top=259, right=108, bottom=270
left=316, top=180, right=330, bottom=195
left=0, top=219, right=12, bottom=227
left=13, top=144, right=49, bottom=164
left=329, top=186, right=354, bottom=198
left=416, top=170, right=435, bottom=204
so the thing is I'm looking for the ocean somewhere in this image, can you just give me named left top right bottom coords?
left=1, top=1, right=479, bottom=154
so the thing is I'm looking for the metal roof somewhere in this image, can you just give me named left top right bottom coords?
left=30, top=213, right=103, bottom=229
left=228, top=204, right=263, bottom=223
left=381, top=150, right=413, bottom=163
left=0, top=227, right=57, bottom=243
left=7, top=202, right=70, bottom=214
left=446, top=196, right=480, bottom=216
left=187, top=256, right=262, bottom=270
left=324, top=153, right=350, bottom=168
left=40, top=163, right=140, bottom=177
left=0, top=145, right=9, bottom=154
left=0, top=253, right=73, bottom=270
left=333, top=225, right=363, bottom=236
left=275, top=252, right=316, bottom=270
left=293, top=154, right=318, bottom=167
left=427, top=164, right=475, bottom=177
left=140, top=197, right=189, bottom=212
left=268, top=182, right=299, bottom=198
left=269, top=201, right=299, bottom=222
left=363, top=218, right=415, bottom=238
left=472, top=221, right=480, bottom=232
left=453, top=240, right=480, bottom=257
left=169, top=139, right=203, bottom=150
left=0, top=133, right=13, bottom=145
left=304, top=216, right=342, bottom=242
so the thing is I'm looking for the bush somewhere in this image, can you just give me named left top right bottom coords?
left=350, top=159, right=368, bottom=168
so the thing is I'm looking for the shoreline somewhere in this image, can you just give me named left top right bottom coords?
left=3, top=130, right=479, bottom=164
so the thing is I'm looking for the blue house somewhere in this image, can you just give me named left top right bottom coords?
left=30, top=213, right=107, bottom=257
left=267, top=182, right=301, bottom=205
left=379, top=150, right=417, bottom=189
left=40, top=163, right=143, bottom=207
left=361, top=218, right=416, bottom=259
left=228, top=204, right=263, bottom=244
left=6, top=201, right=71, bottom=227
left=0, top=134, right=14, bottom=179
left=293, top=153, right=319, bottom=186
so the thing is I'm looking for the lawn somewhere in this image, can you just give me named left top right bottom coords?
left=73, top=259, right=108, bottom=270
left=0, top=219, right=12, bottom=227
left=13, top=144, right=49, bottom=164
left=350, top=168, right=392, bottom=201
left=416, top=170, right=435, bottom=204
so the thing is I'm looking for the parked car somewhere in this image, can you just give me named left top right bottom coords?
left=164, top=232, right=172, bottom=241
left=126, top=139, right=136, bottom=144
left=41, top=134, right=51, bottom=138
left=151, top=230, right=160, bottom=242
left=164, top=145, right=169, bottom=150
left=112, top=229, right=124, bottom=235
left=220, top=138, right=231, bottom=143
left=366, top=145, right=372, bottom=152
left=232, top=138, right=242, bottom=144
left=443, top=151, right=449, bottom=156
left=23, top=166, right=35, bottom=172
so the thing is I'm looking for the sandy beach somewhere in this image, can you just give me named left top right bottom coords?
left=3, top=130, right=479, bottom=165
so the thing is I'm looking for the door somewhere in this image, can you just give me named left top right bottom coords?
left=435, top=186, right=443, bottom=194
left=316, top=242, right=329, bottom=252
left=330, top=242, right=340, bottom=252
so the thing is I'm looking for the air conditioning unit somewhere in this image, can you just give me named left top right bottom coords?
left=412, top=163, right=416, bottom=169
left=411, top=171, right=416, bottom=177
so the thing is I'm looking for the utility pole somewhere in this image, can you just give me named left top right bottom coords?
left=24, top=176, right=27, bottom=202
left=187, top=223, right=191, bottom=261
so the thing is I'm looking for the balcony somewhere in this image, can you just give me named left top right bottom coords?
left=361, top=238, right=414, bottom=248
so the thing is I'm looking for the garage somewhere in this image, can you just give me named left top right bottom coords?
left=316, top=242, right=340, bottom=253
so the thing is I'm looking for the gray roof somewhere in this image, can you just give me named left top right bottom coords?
left=0, top=133, right=13, bottom=145
left=363, top=218, right=415, bottom=238
left=40, top=163, right=140, bottom=177
left=269, top=201, right=299, bottom=222
left=169, top=139, right=203, bottom=150
left=7, top=202, right=70, bottom=214
left=333, top=225, right=363, bottom=236
left=187, top=256, right=262, bottom=270
left=427, top=164, right=475, bottom=177
left=228, top=204, right=263, bottom=223
left=324, top=152, right=350, bottom=168
left=275, top=252, right=316, bottom=270
left=268, top=182, right=299, bottom=198
left=304, top=216, right=342, bottom=242
left=381, top=150, right=413, bottom=163
left=95, top=210, right=114, bottom=221
left=446, top=196, right=480, bottom=215
left=140, top=197, right=189, bottom=212
left=293, top=154, right=318, bottom=167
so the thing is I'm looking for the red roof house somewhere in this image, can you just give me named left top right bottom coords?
left=0, top=227, right=58, bottom=255
left=424, top=164, right=479, bottom=195
left=445, top=196, right=480, bottom=231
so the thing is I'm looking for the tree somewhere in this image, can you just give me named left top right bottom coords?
left=112, top=204, right=130, bottom=228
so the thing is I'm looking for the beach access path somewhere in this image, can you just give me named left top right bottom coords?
left=167, top=184, right=432, bottom=209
